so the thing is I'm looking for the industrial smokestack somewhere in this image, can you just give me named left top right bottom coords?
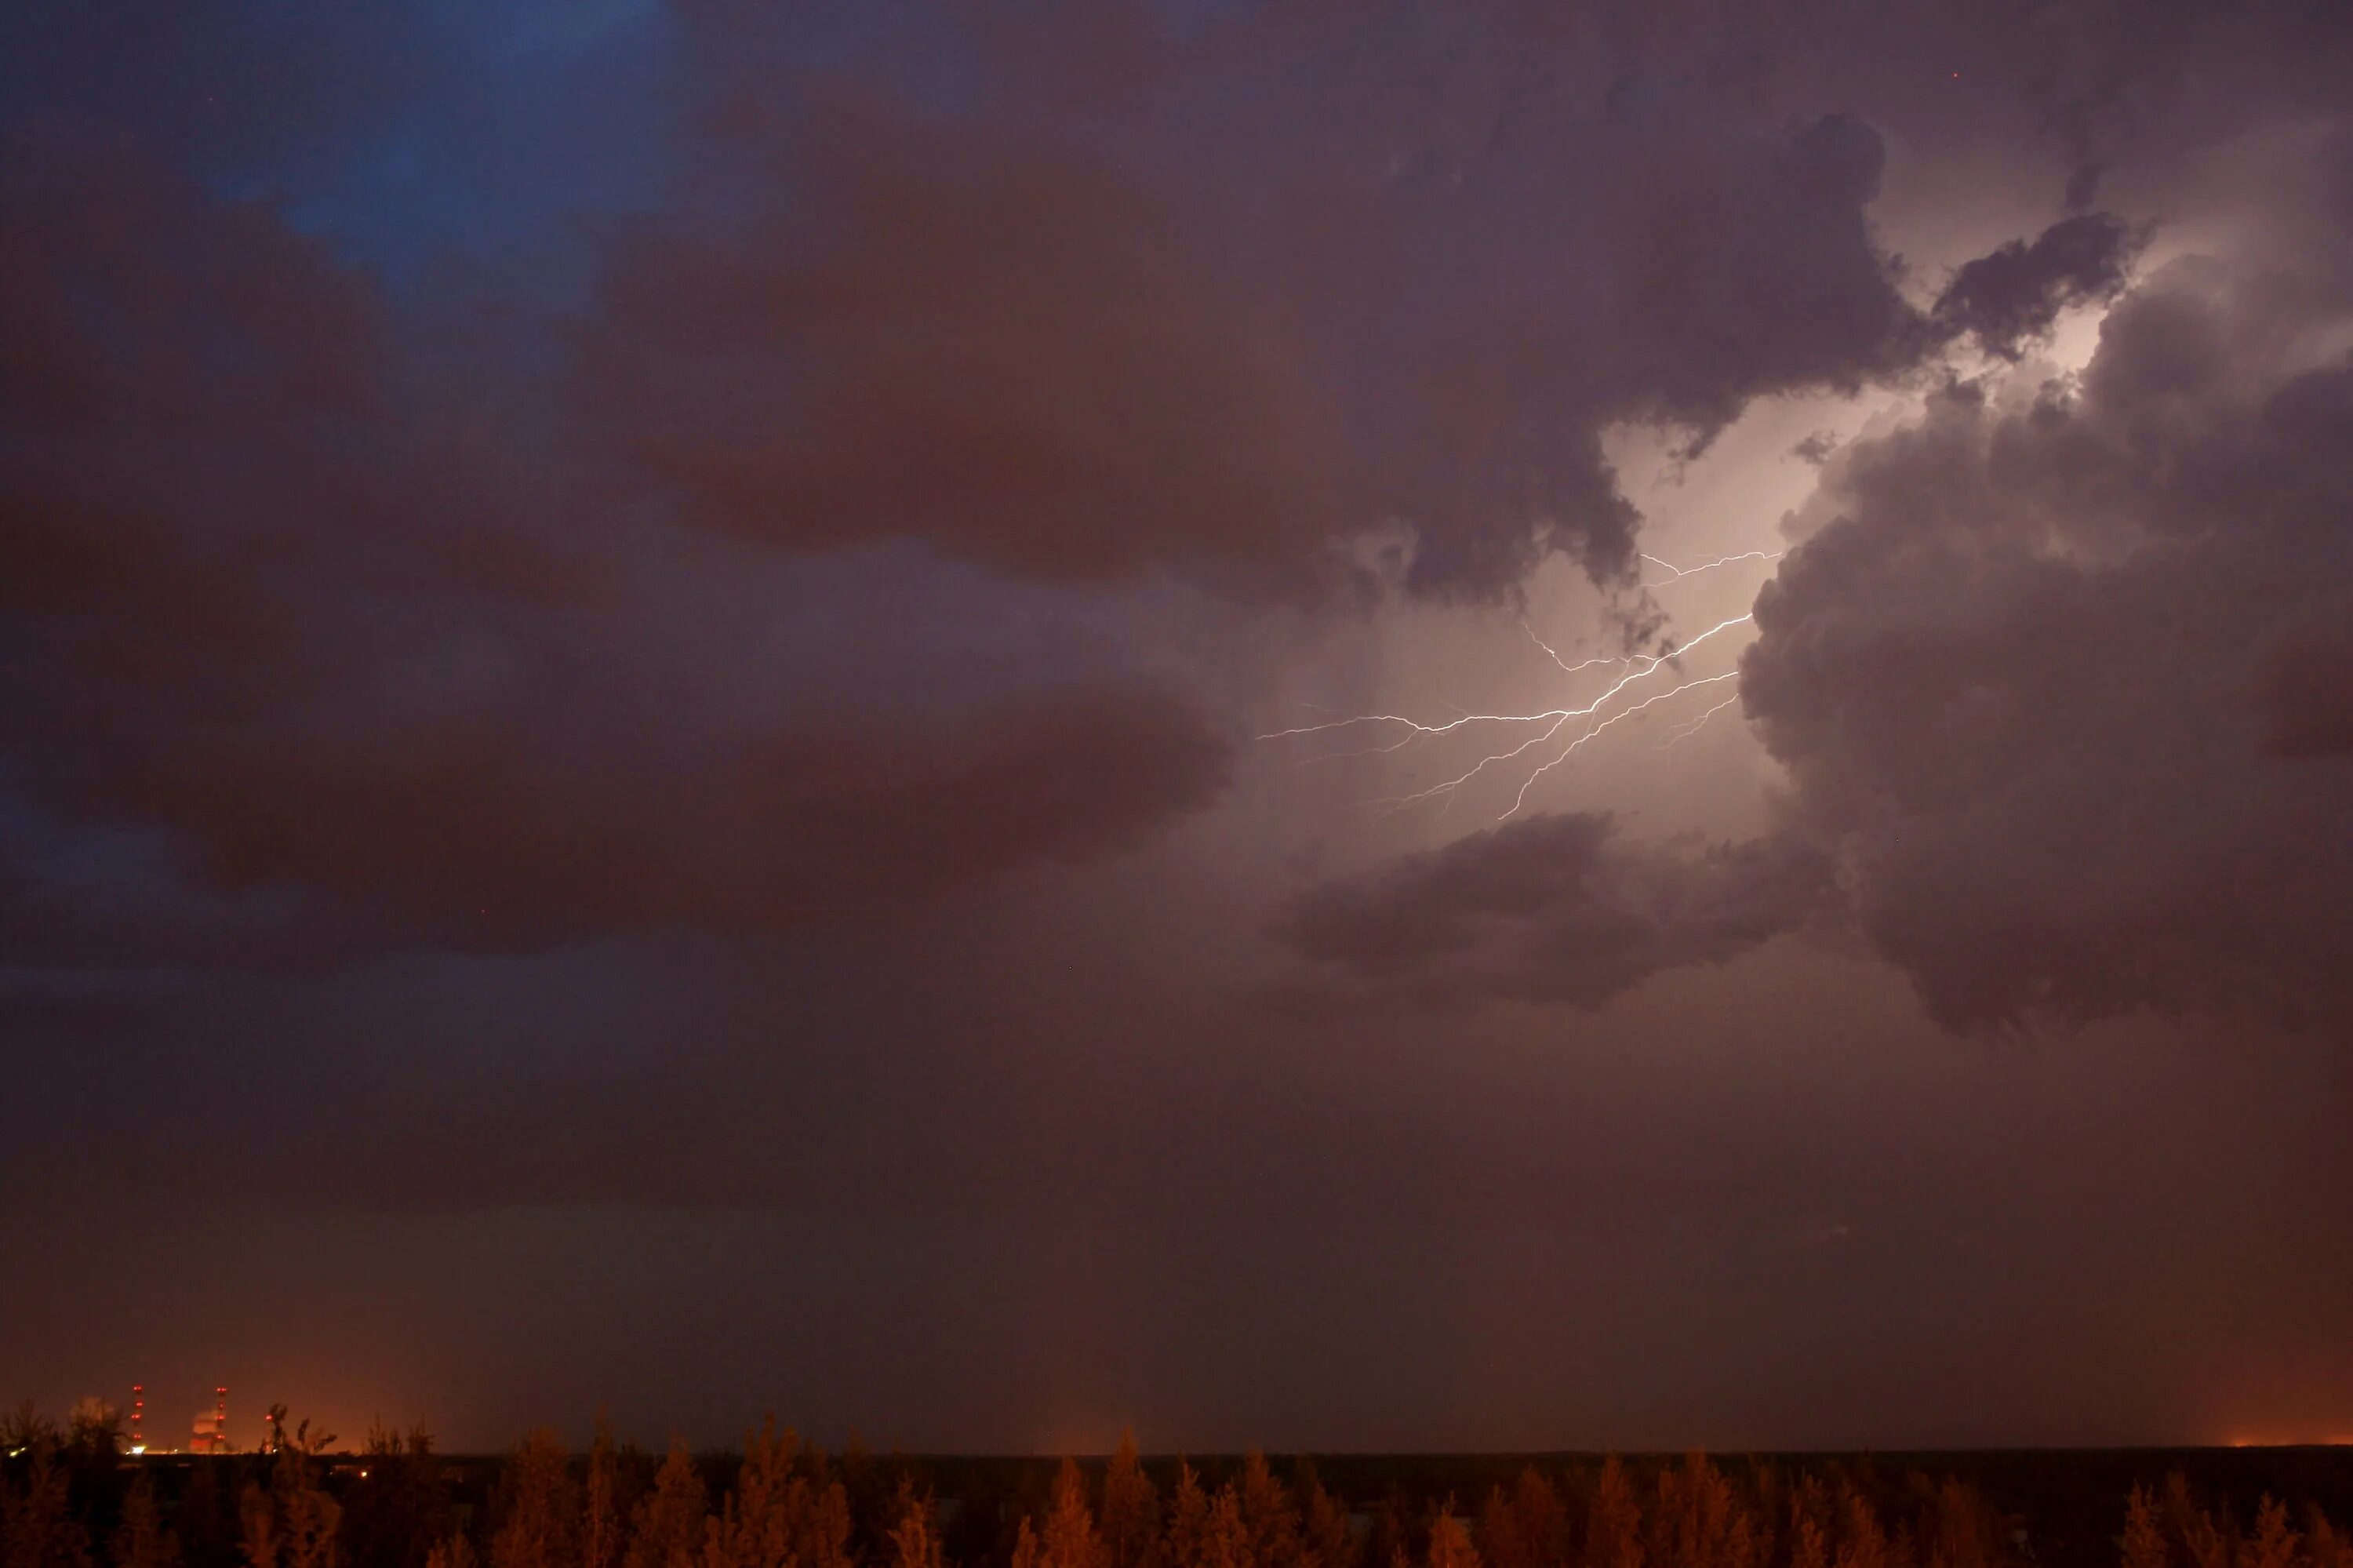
left=129, top=1384, right=144, bottom=1453
left=214, top=1387, right=227, bottom=1452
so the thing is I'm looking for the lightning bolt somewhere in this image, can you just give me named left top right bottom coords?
left=1641, top=548, right=1784, bottom=584
left=1261, top=613, right=1756, bottom=820
left=1656, top=693, right=1743, bottom=749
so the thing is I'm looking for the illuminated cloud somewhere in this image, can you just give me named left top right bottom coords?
left=1289, top=175, right=2353, bottom=1031
left=1743, top=238, right=2353, bottom=1029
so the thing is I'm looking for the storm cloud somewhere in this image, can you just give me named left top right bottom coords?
left=1293, top=140, right=2353, bottom=1033
left=574, top=7, right=1945, bottom=602
left=1286, top=813, right=1833, bottom=1008
left=0, top=117, right=1230, bottom=963
left=1743, top=236, right=2353, bottom=1030
left=8, top=0, right=2353, bottom=1454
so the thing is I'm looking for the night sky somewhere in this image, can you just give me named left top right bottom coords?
left=4, top=1, right=2351, bottom=1455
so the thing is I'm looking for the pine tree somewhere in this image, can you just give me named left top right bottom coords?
left=886, top=1486, right=942, bottom=1568
left=492, top=1432, right=577, bottom=1568
left=1925, top=1481, right=1999, bottom=1568
left=176, top=1451, right=238, bottom=1568
left=1166, top=1468, right=1212, bottom=1568
left=1788, top=1504, right=1828, bottom=1568
left=346, top=1424, right=452, bottom=1568
left=1428, top=1513, right=1480, bottom=1568
left=625, top=1445, right=707, bottom=1568
left=700, top=1423, right=850, bottom=1568
left=1201, top=1491, right=1249, bottom=1568
left=1042, top=1461, right=1107, bottom=1568
left=1651, top=1457, right=1754, bottom=1568
left=4, top=1442, right=95, bottom=1568
left=1101, top=1435, right=1160, bottom=1568
left=796, top=1459, right=854, bottom=1568
left=584, top=1417, right=623, bottom=1568
left=245, top=1443, right=342, bottom=1568
left=1239, top=1459, right=1305, bottom=1568
left=703, top=1425, right=794, bottom=1568
left=2307, top=1511, right=2351, bottom=1568
left=2165, top=1477, right=2229, bottom=1568
left=1301, top=1472, right=1357, bottom=1568
left=2119, top=1487, right=2167, bottom=1568
left=111, top=1472, right=181, bottom=1568
left=1831, top=1489, right=1888, bottom=1568
left=1585, top=1462, right=1643, bottom=1568
left=1511, top=1472, right=1568, bottom=1568
left=2236, top=1501, right=2297, bottom=1568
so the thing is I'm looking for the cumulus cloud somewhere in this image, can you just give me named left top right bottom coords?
left=1285, top=813, right=1831, bottom=1008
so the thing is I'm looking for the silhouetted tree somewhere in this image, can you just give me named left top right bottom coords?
left=1042, top=1461, right=1107, bottom=1568
left=111, top=1473, right=178, bottom=1568
left=623, top=1445, right=704, bottom=1568
left=2120, top=1490, right=2169, bottom=1568
left=4, top=1439, right=93, bottom=1568
left=1201, top=1490, right=1248, bottom=1568
left=1, top=1405, right=60, bottom=1456
left=884, top=1485, right=940, bottom=1568
left=1428, top=1512, right=1479, bottom=1568
left=1651, top=1457, right=1756, bottom=1568
left=701, top=1424, right=849, bottom=1568
left=1238, top=1460, right=1304, bottom=1568
left=345, top=1425, right=451, bottom=1568
left=1300, top=1469, right=1357, bottom=1568
left=1166, top=1469, right=1212, bottom=1568
left=1585, top=1463, right=1643, bottom=1568
left=242, top=1435, right=341, bottom=1568
left=2236, top=1501, right=2297, bottom=1568
left=490, top=1432, right=577, bottom=1568
left=63, top=1406, right=120, bottom=1495
left=1101, top=1436, right=1159, bottom=1568
left=2308, top=1512, right=2351, bottom=1568
left=1922, top=1480, right=2004, bottom=1568
left=1482, top=1470, right=1567, bottom=1568
left=1786, top=1487, right=1828, bottom=1568
left=176, top=1454, right=239, bottom=1568
left=582, top=1418, right=622, bottom=1568
left=1831, top=1486, right=1900, bottom=1568
left=2164, top=1477, right=2230, bottom=1568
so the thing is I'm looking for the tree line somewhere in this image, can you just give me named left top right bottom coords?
left=5, top=1402, right=2350, bottom=1568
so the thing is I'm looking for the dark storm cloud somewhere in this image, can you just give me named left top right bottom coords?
left=0, top=1, right=2222, bottom=980
left=1928, top=213, right=2145, bottom=360
left=573, top=7, right=1939, bottom=602
left=0, top=117, right=1229, bottom=962
left=1286, top=813, right=1831, bottom=1007
left=11, top=0, right=2353, bottom=1456
left=1292, top=183, right=2353, bottom=1032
